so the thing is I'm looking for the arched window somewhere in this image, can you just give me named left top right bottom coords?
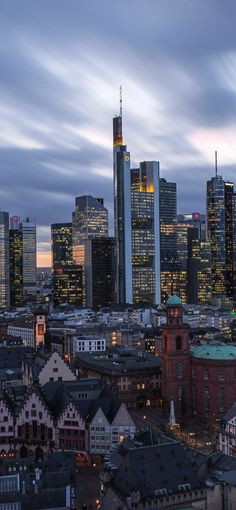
left=176, top=336, right=182, bottom=350
left=177, top=362, right=183, bottom=378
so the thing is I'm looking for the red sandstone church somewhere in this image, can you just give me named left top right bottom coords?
left=162, top=296, right=236, bottom=423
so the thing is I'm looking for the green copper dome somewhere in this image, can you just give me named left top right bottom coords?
left=166, top=295, right=182, bottom=305
left=191, top=342, right=236, bottom=360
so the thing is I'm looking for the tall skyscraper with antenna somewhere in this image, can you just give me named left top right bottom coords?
left=207, top=151, right=235, bottom=298
left=113, top=87, right=132, bottom=304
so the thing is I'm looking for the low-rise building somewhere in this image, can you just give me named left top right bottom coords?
left=219, top=403, right=236, bottom=456
left=7, top=323, right=34, bottom=347
left=22, top=350, right=76, bottom=386
left=76, top=348, right=161, bottom=408
left=73, top=334, right=106, bottom=354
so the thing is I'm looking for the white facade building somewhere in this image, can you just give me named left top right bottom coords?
left=8, top=324, right=34, bottom=347
left=73, top=335, right=106, bottom=355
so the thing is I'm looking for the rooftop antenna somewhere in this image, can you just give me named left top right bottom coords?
left=120, top=85, right=122, bottom=117
left=215, top=150, right=218, bottom=177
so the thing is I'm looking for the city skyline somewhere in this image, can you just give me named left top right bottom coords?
left=0, top=0, right=236, bottom=266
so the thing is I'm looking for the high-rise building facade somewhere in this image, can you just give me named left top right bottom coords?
left=225, top=181, right=234, bottom=297
left=51, top=223, right=72, bottom=267
left=187, top=228, right=212, bottom=304
left=72, top=195, right=108, bottom=265
left=20, top=217, right=36, bottom=290
left=52, top=265, right=83, bottom=306
left=159, top=179, right=178, bottom=302
left=131, top=162, right=161, bottom=304
left=113, top=106, right=132, bottom=305
left=207, top=169, right=235, bottom=298
left=84, top=238, right=115, bottom=308
left=0, top=211, right=10, bottom=308
left=9, top=228, right=23, bottom=306
left=72, top=195, right=109, bottom=306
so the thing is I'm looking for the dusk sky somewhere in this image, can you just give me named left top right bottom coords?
left=0, top=0, right=236, bottom=266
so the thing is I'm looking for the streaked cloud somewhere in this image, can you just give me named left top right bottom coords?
left=0, top=0, right=236, bottom=264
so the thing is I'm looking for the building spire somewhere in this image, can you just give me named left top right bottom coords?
left=215, top=150, right=218, bottom=177
left=120, top=85, right=122, bottom=117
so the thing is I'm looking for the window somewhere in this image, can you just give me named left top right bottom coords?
left=176, top=336, right=182, bottom=350
left=219, top=388, right=225, bottom=411
left=203, top=369, right=208, bottom=380
left=218, top=370, right=225, bottom=381
left=53, top=368, right=58, bottom=373
left=192, top=367, right=196, bottom=378
left=178, top=386, right=183, bottom=410
left=32, top=420, right=37, bottom=438
left=204, top=388, right=209, bottom=411
left=192, top=385, right=196, bottom=409
left=177, top=362, right=183, bottom=379
left=31, top=410, right=37, bottom=417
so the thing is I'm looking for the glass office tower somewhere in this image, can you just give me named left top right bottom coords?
left=131, top=162, right=161, bottom=305
left=0, top=211, right=10, bottom=308
left=84, top=237, right=116, bottom=308
left=207, top=175, right=227, bottom=297
left=51, top=223, right=73, bottom=267
left=113, top=107, right=132, bottom=304
left=10, top=229, right=23, bottom=306
left=159, top=179, right=178, bottom=302
left=20, top=217, right=36, bottom=290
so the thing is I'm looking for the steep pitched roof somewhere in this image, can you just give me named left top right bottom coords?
left=111, top=442, right=207, bottom=498
left=223, top=403, right=236, bottom=422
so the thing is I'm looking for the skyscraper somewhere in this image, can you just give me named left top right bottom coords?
left=187, top=228, right=212, bottom=304
left=20, top=217, right=36, bottom=291
left=84, top=238, right=115, bottom=308
left=0, top=211, right=10, bottom=308
left=225, top=181, right=234, bottom=297
left=131, top=162, right=161, bottom=304
left=9, top=228, right=23, bottom=306
left=113, top=92, right=132, bottom=304
left=72, top=195, right=108, bottom=265
left=51, top=222, right=78, bottom=306
left=206, top=155, right=234, bottom=298
left=53, top=265, right=83, bottom=306
left=51, top=223, right=73, bottom=267
left=159, top=178, right=178, bottom=302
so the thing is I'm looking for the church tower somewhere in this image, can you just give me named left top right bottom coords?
left=161, top=295, right=191, bottom=418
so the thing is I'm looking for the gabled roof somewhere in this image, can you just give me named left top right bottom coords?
left=223, top=403, right=236, bottom=422
left=14, top=381, right=54, bottom=418
left=43, top=379, right=123, bottom=423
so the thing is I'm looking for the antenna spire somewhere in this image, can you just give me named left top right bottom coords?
left=120, top=85, right=122, bottom=117
left=215, top=150, right=218, bottom=177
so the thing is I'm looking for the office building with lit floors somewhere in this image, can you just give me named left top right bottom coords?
left=113, top=99, right=132, bottom=305
left=0, top=211, right=10, bottom=309
left=187, top=231, right=212, bottom=304
left=84, top=237, right=116, bottom=308
left=72, top=195, right=108, bottom=263
left=52, top=264, right=83, bottom=306
left=51, top=222, right=73, bottom=266
left=131, top=161, right=161, bottom=305
left=9, top=228, right=23, bottom=306
left=159, top=178, right=179, bottom=303
left=207, top=155, right=236, bottom=299
left=20, top=217, right=37, bottom=292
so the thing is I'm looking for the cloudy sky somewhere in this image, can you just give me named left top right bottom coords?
left=0, top=0, right=236, bottom=266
